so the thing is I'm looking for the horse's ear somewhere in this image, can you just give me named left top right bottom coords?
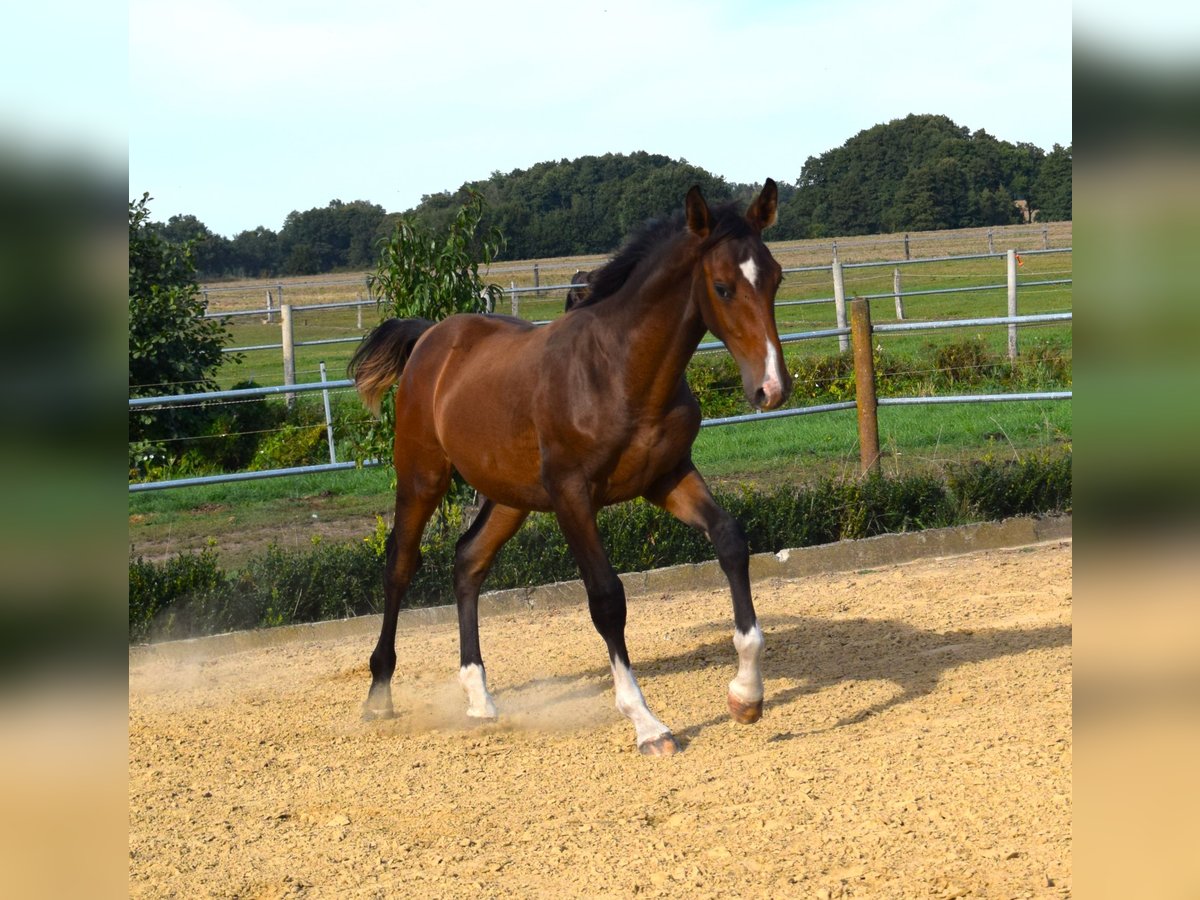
left=746, top=178, right=778, bottom=232
left=685, top=185, right=711, bottom=238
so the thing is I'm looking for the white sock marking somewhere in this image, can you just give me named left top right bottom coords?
left=459, top=663, right=498, bottom=718
left=610, top=659, right=671, bottom=746
left=729, top=625, right=765, bottom=704
left=739, top=255, right=759, bottom=289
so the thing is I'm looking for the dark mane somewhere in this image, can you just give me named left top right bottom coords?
left=579, top=202, right=753, bottom=308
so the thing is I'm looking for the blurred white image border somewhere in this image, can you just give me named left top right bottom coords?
left=1075, top=3, right=1200, bottom=897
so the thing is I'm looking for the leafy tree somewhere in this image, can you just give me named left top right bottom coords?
left=974, top=185, right=1020, bottom=226
left=155, top=214, right=234, bottom=279
left=409, top=152, right=736, bottom=258
left=229, top=226, right=282, bottom=278
left=778, top=114, right=1058, bottom=237
left=1032, top=144, right=1072, bottom=221
left=278, top=199, right=389, bottom=274
left=128, top=194, right=237, bottom=474
left=370, top=188, right=504, bottom=321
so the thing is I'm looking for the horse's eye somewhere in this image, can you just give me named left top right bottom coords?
left=714, top=282, right=732, bottom=300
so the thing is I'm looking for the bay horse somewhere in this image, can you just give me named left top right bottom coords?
left=349, top=180, right=792, bottom=755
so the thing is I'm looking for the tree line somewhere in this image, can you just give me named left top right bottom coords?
left=153, top=114, right=1071, bottom=280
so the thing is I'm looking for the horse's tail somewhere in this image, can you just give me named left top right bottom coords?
left=347, top=318, right=435, bottom=416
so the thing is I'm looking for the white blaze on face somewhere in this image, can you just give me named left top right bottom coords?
left=761, top=339, right=784, bottom=407
left=729, top=624, right=765, bottom=704
left=739, top=255, right=759, bottom=289
left=459, top=663, right=498, bottom=718
left=610, top=658, right=671, bottom=746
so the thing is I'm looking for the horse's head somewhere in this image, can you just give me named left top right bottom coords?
left=686, top=179, right=793, bottom=411
left=564, top=269, right=592, bottom=312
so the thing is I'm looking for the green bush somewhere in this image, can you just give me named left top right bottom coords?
left=948, top=451, right=1072, bottom=520
left=188, top=380, right=287, bottom=472
left=249, top=423, right=329, bottom=470
left=129, top=547, right=225, bottom=642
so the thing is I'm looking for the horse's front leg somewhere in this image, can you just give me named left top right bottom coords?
left=549, top=476, right=678, bottom=755
left=646, top=462, right=765, bottom=724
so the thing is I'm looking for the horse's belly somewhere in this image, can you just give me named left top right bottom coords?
left=448, top=440, right=554, bottom=512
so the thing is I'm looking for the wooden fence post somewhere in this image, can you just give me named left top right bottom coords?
left=987, top=228, right=995, bottom=254
left=281, top=303, right=296, bottom=409
left=510, top=281, right=518, bottom=316
left=533, top=264, right=540, bottom=297
left=850, top=298, right=881, bottom=475
left=893, top=267, right=905, bottom=320
left=903, top=233, right=910, bottom=260
left=1006, top=249, right=1018, bottom=361
left=832, top=260, right=849, bottom=353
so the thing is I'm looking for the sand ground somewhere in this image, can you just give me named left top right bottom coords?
left=129, top=539, right=1071, bottom=898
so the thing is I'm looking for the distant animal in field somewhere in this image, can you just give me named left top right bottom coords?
left=564, top=269, right=594, bottom=311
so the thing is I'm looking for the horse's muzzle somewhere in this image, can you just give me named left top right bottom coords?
left=752, top=370, right=792, bottom=411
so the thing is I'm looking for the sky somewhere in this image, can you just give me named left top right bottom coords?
left=123, top=0, right=1075, bottom=239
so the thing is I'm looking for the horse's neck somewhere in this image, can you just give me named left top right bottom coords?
left=601, top=256, right=706, bottom=407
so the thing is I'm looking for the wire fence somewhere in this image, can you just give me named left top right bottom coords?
left=129, top=298, right=1072, bottom=492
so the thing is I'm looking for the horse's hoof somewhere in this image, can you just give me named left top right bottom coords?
left=361, top=703, right=395, bottom=722
left=727, top=692, right=763, bottom=724
left=638, top=733, right=680, bottom=756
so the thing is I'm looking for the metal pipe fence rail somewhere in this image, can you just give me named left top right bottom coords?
left=209, top=247, right=1071, bottom=362
left=129, top=308, right=1072, bottom=493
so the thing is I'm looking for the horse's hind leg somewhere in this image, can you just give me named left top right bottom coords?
left=363, top=465, right=449, bottom=720
left=452, top=500, right=529, bottom=718
left=646, top=463, right=764, bottom=724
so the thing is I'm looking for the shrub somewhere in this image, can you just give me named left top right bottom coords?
left=129, top=547, right=225, bottom=642
left=928, top=338, right=1003, bottom=386
left=193, top=380, right=286, bottom=471
left=948, top=451, right=1072, bottom=519
left=249, top=423, right=329, bottom=470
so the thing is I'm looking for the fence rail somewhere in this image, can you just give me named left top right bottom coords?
left=209, top=247, right=1071, bottom=365
left=129, top=305, right=1072, bottom=493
